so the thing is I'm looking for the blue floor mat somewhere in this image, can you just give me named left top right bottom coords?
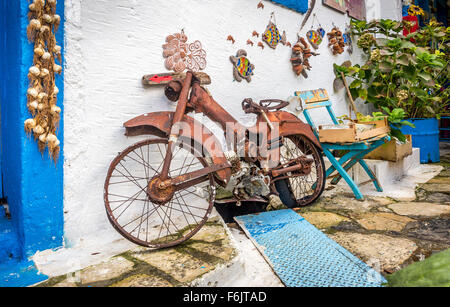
left=235, top=209, right=386, bottom=287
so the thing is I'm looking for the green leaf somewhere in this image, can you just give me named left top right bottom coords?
left=350, top=80, right=362, bottom=89
left=358, top=88, right=368, bottom=100
left=390, top=128, right=407, bottom=143
left=397, top=54, right=409, bottom=66
left=417, top=72, right=432, bottom=81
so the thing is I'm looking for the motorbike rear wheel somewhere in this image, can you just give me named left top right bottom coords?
left=275, top=135, right=326, bottom=207
left=104, top=137, right=215, bottom=249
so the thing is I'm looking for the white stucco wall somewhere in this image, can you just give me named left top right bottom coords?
left=61, top=0, right=401, bottom=253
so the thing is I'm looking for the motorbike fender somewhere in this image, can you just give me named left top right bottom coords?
left=267, top=111, right=322, bottom=150
left=124, top=111, right=231, bottom=184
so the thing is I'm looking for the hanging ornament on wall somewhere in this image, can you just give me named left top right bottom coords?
left=327, top=26, right=345, bottom=55
left=185, top=40, right=207, bottom=71
left=343, top=24, right=353, bottom=54
left=290, top=37, right=318, bottom=78
left=306, top=14, right=325, bottom=49
left=162, top=30, right=207, bottom=73
left=262, top=12, right=286, bottom=49
left=25, top=0, right=62, bottom=160
left=229, top=49, right=255, bottom=83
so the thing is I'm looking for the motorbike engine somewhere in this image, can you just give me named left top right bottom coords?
left=223, top=151, right=271, bottom=201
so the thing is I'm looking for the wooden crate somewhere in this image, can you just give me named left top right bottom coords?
left=318, top=117, right=390, bottom=143
left=365, top=135, right=412, bottom=162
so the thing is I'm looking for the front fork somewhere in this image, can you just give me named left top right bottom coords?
left=159, top=72, right=194, bottom=183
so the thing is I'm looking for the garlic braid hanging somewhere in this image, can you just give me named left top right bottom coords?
left=25, top=0, right=62, bottom=161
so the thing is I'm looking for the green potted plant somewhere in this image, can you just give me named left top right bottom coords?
left=334, top=18, right=449, bottom=163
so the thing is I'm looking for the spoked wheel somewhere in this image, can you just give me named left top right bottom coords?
left=104, top=138, right=215, bottom=249
left=275, top=135, right=326, bottom=207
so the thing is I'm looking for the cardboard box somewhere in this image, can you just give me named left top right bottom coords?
left=318, top=117, right=390, bottom=143
left=365, top=135, right=413, bottom=162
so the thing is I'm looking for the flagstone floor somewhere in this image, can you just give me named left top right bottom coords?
left=35, top=144, right=449, bottom=287
left=294, top=142, right=450, bottom=275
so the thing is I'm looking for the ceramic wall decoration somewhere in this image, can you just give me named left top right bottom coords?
left=162, top=30, right=207, bottom=73
left=327, top=26, right=345, bottom=55
left=343, top=25, right=353, bottom=54
left=322, top=0, right=346, bottom=13
left=290, top=37, right=318, bottom=78
left=306, top=14, right=325, bottom=49
left=230, top=49, right=255, bottom=83
left=262, top=12, right=287, bottom=49
left=185, top=41, right=207, bottom=72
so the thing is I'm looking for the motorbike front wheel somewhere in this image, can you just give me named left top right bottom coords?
left=275, top=135, right=326, bottom=207
left=104, top=137, right=215, bottom=249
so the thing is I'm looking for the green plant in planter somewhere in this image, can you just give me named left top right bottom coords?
left=337, top=108, right=414, bottom=142
left=334, top=19, right=449, bottom=123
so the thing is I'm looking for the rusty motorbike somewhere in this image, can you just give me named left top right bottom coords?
left=104, top=71, right=326, bottom=248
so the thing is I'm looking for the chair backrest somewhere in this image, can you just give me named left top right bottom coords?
left=295, top=89, right=339, bottom=139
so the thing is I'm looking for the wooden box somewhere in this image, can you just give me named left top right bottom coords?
left=365, top=135, right=413, bottom=162
left=318, top=117, right=390, bottom=143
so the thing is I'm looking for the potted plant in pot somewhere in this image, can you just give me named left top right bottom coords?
left=334, top=18, right=449, bottom=163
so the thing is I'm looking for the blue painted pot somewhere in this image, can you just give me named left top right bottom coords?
left=401, top=118, right=440, bottom=163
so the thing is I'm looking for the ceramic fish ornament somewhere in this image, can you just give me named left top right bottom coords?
left=230, top=49, right=255, bottom=83
left=306, top=14, right=325, bottom=50
left=262, top=13, right=286, bottom=49
left=306, top=29, right=323, bottom=49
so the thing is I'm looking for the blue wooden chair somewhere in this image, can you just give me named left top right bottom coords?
left=295, top=89, right=391, bottom=200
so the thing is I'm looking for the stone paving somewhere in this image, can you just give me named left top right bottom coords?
left=36, top=218, right=237, bottom=287
left=294, top=143, right=450, bottom=276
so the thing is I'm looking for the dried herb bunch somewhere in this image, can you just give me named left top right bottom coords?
left=25, top=0, right=62, bottom=160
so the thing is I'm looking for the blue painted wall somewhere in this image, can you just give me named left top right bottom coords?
left=0, top=0, right=64, bottom=260
left=269, top=0, right=309, bottom=13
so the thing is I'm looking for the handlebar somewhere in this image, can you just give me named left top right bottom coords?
left=242, top=98, right=289, bottom=114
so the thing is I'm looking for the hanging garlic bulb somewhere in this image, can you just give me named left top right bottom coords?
left=39, top=134, right=48, bottom=143
left=29, top=66, right=40, bottom=77
left=33, top=125, right=44, bottom=135
left=54, top=45, right=61, bottom=54
left=53, top=64, right=62, bottom=74
left=51, top=105, right=61, bottom=114
left=27, top=87, right=39, bottom=98
left=53, top=14, right=61, bottom=25
left=29, top=3, right=36, bottom=11
left=41, top=52, right=51, bottom=61
left=24, top=118, right=37, bottom=132
left=37, top=92, right=48, bottom=102
left=53, top=139, right=60, bottom=147
left=34, top=46, right=45, bottom=57
left=46, top=134, right=57, bottom=144
left=37, top=103, right=45, bottom=111
left=40, top=68, right=50, bottom=78
left=53, top=86, right=59, bottom=95
left=29, top=101, right=39, bottom=110
left=29, top=19, right=41, bottom=30
left=40, top=25, right=50, bottom=34
left=43, top=14, right=53, bottom=24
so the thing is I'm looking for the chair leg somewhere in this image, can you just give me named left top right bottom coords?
left=359, top=160, right=383, bottom=192
left=331, top=140, right=385, bottom=186
left=323, top=150, right=364, bottom=200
